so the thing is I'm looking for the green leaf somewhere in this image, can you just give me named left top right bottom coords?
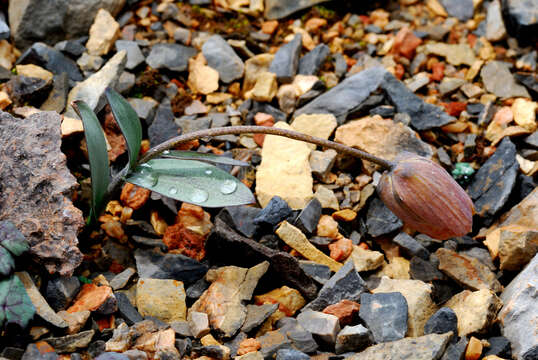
left=161, top=150, right=249, bottom=166
left=125, top=159, right=255, bottom=208
left=105, top=88, right=142, bottom=170
left=0, top=221, right=29, bottom=257
left=0, top=275, right=35, bottom=328
left=73, top=101, right=110, bottom=218
left=0, top=246, right=15, bottom=277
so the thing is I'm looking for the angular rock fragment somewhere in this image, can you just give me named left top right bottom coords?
left=296, top=310, right=340, bottom=345
left=202, top=35, right=244, bottom=83
left=269, top=34, right=302, bottom=83
left=335, top=324, right=373, bottom=354
left=359, top=292, right=408, bottom=343
left=136, top=278, right=186, bottom=323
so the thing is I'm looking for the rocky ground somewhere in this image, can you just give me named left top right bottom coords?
left=0, top=0, right=537, bottom=359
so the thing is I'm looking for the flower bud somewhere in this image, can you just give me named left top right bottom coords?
left=377, top=152, right=474, bottom=240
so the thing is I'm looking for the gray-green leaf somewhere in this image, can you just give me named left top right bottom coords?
left=125, top=159, right=255, bottom=207
left=106, top=88, right=142, bottom=170
left=0, top=221, right=29, bottom=257
left=0, top=246, right=15, bottom=277
left=73, top=101, right=110, bottom=218
left=0, top=275, right=35, bottom=328
left=161, top=150, right=249, bottom=166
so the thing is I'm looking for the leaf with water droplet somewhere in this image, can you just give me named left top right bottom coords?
left=125, top=159, right=255, bottom=207
left=161, top=150, right=249, bottom=167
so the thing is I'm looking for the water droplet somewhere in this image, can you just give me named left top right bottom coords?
left=191, top=188, right=209, bottom=203
left=220, top=180, right=237, bottom=194
left=205, top=169, right=212, bottom=175
left=138, top=173, right=158, bottom=187
left=169, top=186, right=178, bottom=195
left=163, top=150, right=170, bottom=155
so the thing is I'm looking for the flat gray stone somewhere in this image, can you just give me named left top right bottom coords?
left=264, top=0, right=329, bottom=19
left=202, top=35, right=244, bottom=83
left=296, top=310, right=340, bottom=345
left=481, top=61, right=530, bottom=98
left=115, top=40, right=145, bottom=70
left=146, top=43, right=196, bottom=72
left=335, top=324, right=373, bottom=354
left=359, top=292, right=408, bottom=343
left=242, top=304, right=279, bottom=333
left=269, top=34, right=302, bottom=83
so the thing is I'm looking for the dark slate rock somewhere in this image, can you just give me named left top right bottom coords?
left=276, top=318, right=318, bottom=353
left=523, top=131, right=538, bottom=148
left=424, top=307, right=458, bottom=335
left=269, top=34, right=302, bottom=83
left=381, top=72, right=456, bottom=130
left=21, top=343, right=58, bottom=360
left=253, top=196, right=293, bottom=227
left=393, top=232, right=429, bottom=260
left=218, top=206, right=261, bottom=238
left=95, top=353, right=129, bottom=360
left=466, top=102, right=484, bottom=116
left=41, top=72, right=69, bottom=113
left=224, top=332, right=247, bottom=358
left=299, top=261, right=332, bottom=285
left=186, top=277, right=210, bottom=301
left=292, top=198, right=322, bottom=236
left=460, top=247, right=496, bottom=271
left=202, top=35, right=245, bottom=83
left=514, top=72, right=538, bottom=94
left=192, top=345, right=229, bottom=359
left=134, top=249, right=207, bottom=286
left=484, top=336, right=512, bottom=358
left=409, top=256, right=445, bottom=282
left=440, top=337, right=468, bottom=360
left=298, top=44, right=330, bottom=75
left=335, top=324, right=373, bottom=354
left=369, top=105, right=395, bottom=118
left=294, top=66, right=387, bottom=124
left=148, top=103, right=180, bottom=147
left=366, top=198, right=403, bottom=237
left=359, top=292, right=408, bottom=343
left=115, top=292, right=143, bottom=326
left=0, top=66, right=11, bottom=82
left=250, top=101, right=288, bottom=123
left=467, top=137, right=518, bottom=218
left=242, top=304, right=279, bottom=332
left=207, top=218, right=318, bottom=299
left=518, top=174, right=537, bottom=201
left=333, top=53, right=348, bottom=79
left=276, top=349, right=310, bottom=360
left=146, top=43, right=196, bottom=72
left=45, top=330, right=95, bottom=353
left=523, top=347, right=538, bottom=360
left=0, top=12, right=9, bottom=40
left=54, top=38, right=87, bottom=57
left=176, top=338, right=192, bottom=358
left=440, top=0, right=474, bottom=21
left=16, top=42, right=83, bottom=82
left=264, top=0, right=328, bottom=19
left=115, top=40, right=145, bottom=70
left=88, top=341, right=106, bottom=359
left=6, top=75, right=52, bottom=106
left=46, top=276, right=81, bottom=312
left=1, top=347, right=24, bottom=360
left=303, top=261, right=367, bottom=312
left=502, top=0, right=538, bottom=44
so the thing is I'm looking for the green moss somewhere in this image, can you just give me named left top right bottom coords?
left=315, top=5, right=336, bottom=20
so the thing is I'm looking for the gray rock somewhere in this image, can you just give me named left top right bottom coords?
left=219, top=206, right=261, bottom=238
left=424, top=308, right=458, bottom=335
left=409, top=256, right=445, bottom=282
left=146, top=43, right=196, bottom=72
left=258, top=330, right=293, bottom=359
left=468, top=137, right=518, bottom=219
left=298, top=261, right=332, bottom=285
left=264, top=0, right=329, bottom=20
left=440, top=0, right=474, bottom=21
left=128, top=97, right=158, bottom=125
left=440, top=337, right=468, bottom=360
left=347, top=332, right=452, bottom=360
left=295, top=66, right=387, bottom=123
left=170, top=320, right=192, bottom=337
left=486, top=0, right=507, bottom=41
left=366, top=198, right=403, bottom=237
left=481, top=61, right=530, bottom=98
left=64, top=51, right=127, bottom=118
left=309, top=149, right=337, bottom=180
left=115, top=40, right=145, bottom=70
left=202, top=35, right=244, bottom=83
left=5, top=75, right=52, bottom=106
left=45, top=330, right=95, bottom=353
left=41, top=73, right=69, bottom=113
left=393, top=232, right=429, bottom=260
left=514, top=72, right=538, bottom=95
left=115, top=292, right=143, bottom=325
left=298, top=44, right=330, bottom=76
left=8, top=0, right=125, bottom=50
left=303, top=261, right=367, bottom=312
left=276, top=349, right=309, bottom=360
left=268, top=34, right=302, bottom=83
left=109, top=267, right=136, bottom=290
left=45, top=276, right=81, bottom=312
left=405, top=72, right=430, bottom=92
left=359, top=292, right=408, bottom=343
left=54, top=38, right=87, bottom=57
left=76, top=53, right=103, bottom=73
left=134, top=248, right=207, bottom=286
left=460, top=247, right=496, bottom=271
left=439, top=77, right=465, bottom=95
left=502, top=0, right=538, bottom=44
left=484, top=336, right=512, bottom=358
left=95, top=353, right=130, bottom=360
left=188, top=311, right=210, bottom=338
left=116, top=71, right=135, bottom=94
left=297, top=310, right=340, bottom=345
left=335, top=324, right=373, bottom=354
left=175, top=115, right=211, bottom=134
left=292, top=198, right=322, bottom=236
left=499, top=254, right=538, bottom=359
left=148, top=103, right=180, bottom=147
left=0, top=12, right=10, bottom=40
left=242, top=304, right=279, bottom=333
left=16, top=42, right=83, bottom=82
left=277, top=319, right=318, bottom=353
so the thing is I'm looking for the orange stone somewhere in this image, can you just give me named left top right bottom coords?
left=465, top=336, right=483, bottom=360
left=332, top=209, right=357, bottom=222
left=431, top=62, right=445, bottom=81
left=67, top=284, right=112, bottom=313
left=120, top=183, right=150, bottom=210
left=237, top=338, right=261, bottom=356
left=261, top=20, right=279, bottom=35
left=322, top=300, right=360, bottom=326
left=163, top=223, right=206, bottom=261
left=392, top=27, right=422, bottom=59
left=35, top=341, right=55, bottom=354
left=329, top=238, right=353, bottom=262
left=305, top=17, right=327, bottom=33
left=441, top=102, right=467, bottom=117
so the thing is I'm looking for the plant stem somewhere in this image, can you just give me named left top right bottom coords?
left=109, top=126, right=395, bottom=194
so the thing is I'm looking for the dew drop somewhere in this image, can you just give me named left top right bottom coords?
left=205, top=169, right=212, bottom=175
left=163, top=150, right=170, bottom=155
left=191, top=188, right=209, bottom=203
left=220, top=180, right=237, bottom=194
left=138, top=173, right=158, bottom=187
left=169, top=186, right=178, bottom=195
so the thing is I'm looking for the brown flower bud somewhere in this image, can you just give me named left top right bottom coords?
left=377, top=152, right=474, bottom=240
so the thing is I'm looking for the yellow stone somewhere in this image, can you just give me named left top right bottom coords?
left=347, top=245, right=384, bottom=272
left=291, top=113, right=337, bottom=150
left=465, top=60, right=484, bottom=81
left=512, top=98, right=537, bottom=132
left=250, top=71, right=277, bottom=102
left=86, top=9, right=120, bottom=56
left=136, top=279, right=186, bottom=323
left=426, top=0, right=448, bottom=16
left=61, top=116, right=84, bottom=137
left=187, top=56, right=219, bottom=95
left=276, top=221, right=342, bottom=272
left=0, top=91, right=12, bottom=110
left=332, top=209, right=357, bottom=222
left=375, top=257, right=410, bottom=279
left=243, top=54, right=274, bottom=94
left=466, top=336, right=483, bottom=360
left=15, top=64, right=53, bottom=83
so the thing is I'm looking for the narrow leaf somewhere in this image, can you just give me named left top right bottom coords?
left=73, top=101, right=110, bottom=218
left=161, top=150, right=249, bottom=166
left=125, top=159, right=255, bottom=208
left=105, top=88, right=142, bottom=170
left=0, top=275, right=35, bottom=328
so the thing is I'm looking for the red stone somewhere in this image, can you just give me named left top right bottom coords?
left=394, top=63, right=405, bottom=80
left=431, top=62, right=445, bottom=81
left=393, top=27, right=423, bottom=59
left=322, top=300, right=360, bottom=326
left=328, top=238, right=353, bottom=262
left=441, top=102, right=467, bottom=117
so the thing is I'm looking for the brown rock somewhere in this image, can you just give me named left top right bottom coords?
left=322, top=300, right=360, bottom=326
left=332, top=209, right=357, bottom=222
left=436, top=248, right=502, bottom=293
left=465, top=336, right=483, bottom=360
left=120, top=183, right=151, bottom=210
left=57, top=310, right=91, bottom=334
left=498, top=226, right=538, bottom=271
left=334, top=116, right=432, bottom=173
left=0, top=111, right=84, bottom=275
left=67, top=284, right=114, bottom=313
